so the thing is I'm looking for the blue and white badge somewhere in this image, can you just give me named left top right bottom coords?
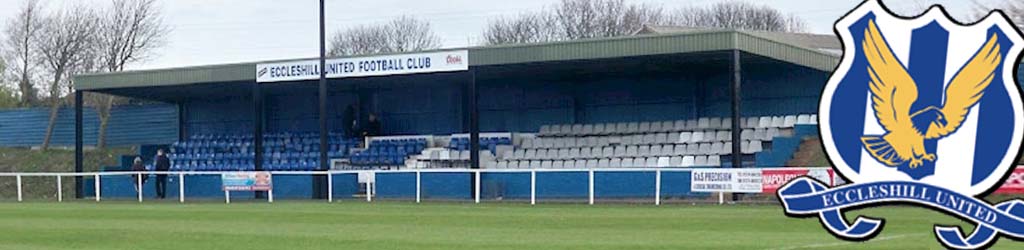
left=779, top=0, right=1024, bottom=249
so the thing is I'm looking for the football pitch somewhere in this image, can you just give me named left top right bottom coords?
left=0, top=201, right=1020, bottom=250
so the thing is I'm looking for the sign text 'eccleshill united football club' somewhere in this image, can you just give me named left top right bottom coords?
left=255, top=50, right=469, bottom=83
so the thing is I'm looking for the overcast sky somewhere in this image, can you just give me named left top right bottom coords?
left=0, top=0, right=992, bottom=70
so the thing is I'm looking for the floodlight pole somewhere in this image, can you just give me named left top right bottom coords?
left=74, top=90, right=84, bottom=199
left=730, top=49, right=742, bottom=202
left=316, top=0, right=330, bottom=200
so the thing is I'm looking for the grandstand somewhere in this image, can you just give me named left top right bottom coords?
left=67, top=28, right=841, bottom=199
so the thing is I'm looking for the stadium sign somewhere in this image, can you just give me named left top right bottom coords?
left=778, top=1, right=1024, bottom=249
left=255, top=50, right=469, bottom=83
left=222, top=172, right=273, bottom=191
left=691, top=169, right=762, bottom=193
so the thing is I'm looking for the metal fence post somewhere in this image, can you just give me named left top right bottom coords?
left=57, top=175, right=63, bottom=202
left=268, top=173, right=274, bottom=203
left=16, top=175, right=22, bottom=202
left=137, top=173, right=143, bottom=203
left=530, top=170, right=536, bottom=205
left=655, top=170, right=661, bottom=206
left=95, top=174, right=101, bottom=202
left=588, top=170, right=594, bottom=205
left=475, top=170, right=481, bottom=204
left=416, top=171, right=421, bottom=203
left=327, top=172, right=333, bottom=203
left=366, top=171, right=372, bottom=202
left=179, top=173, right=185, bottom=203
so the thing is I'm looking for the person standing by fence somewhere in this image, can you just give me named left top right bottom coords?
left=154, top=149, right=171, bottom=199
left=131, top=157, right=148, bottom=195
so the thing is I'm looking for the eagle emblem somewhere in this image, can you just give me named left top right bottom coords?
left=859, top=19, right=1003, bottom=169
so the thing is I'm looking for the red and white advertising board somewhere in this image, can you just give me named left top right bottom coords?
left=995, top=167, right=1024, bottom=194
left=761, top=168, right=834, bottom=194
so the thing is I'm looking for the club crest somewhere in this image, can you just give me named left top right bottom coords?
left=778, top=0, right=1024, bottom=249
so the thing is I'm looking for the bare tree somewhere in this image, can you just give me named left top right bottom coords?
left=483, top=0, right=666, bottom=45
left=668, top=1, right=807, bottom=32
left=37, top=6, right=100, bottom=150
left=329, top=16, right=441, bottom=56
left=92, top=0, right=169, bottom=148
left=483, top=13, right=559, bottom=45
left=972, top=0, right=1024, bottom=28
left=2, top=0, right=44, bottom=106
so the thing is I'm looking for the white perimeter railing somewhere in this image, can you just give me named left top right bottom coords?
left=0, top=168, right=803, bottom=205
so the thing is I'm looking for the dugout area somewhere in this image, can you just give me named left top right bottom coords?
left=70, top=29, right=838, bottom=201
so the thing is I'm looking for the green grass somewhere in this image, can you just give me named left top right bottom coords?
left=0, top=201, right=1020, bottom=250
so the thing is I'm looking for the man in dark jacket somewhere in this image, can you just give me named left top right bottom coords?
left=154, top=149, right=171, bottom=199
left=362, top=113, right=382, bottom=137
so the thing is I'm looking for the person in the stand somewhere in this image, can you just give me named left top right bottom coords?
left=154, top=149, right=171, bottom=199
left=130, top=157, right=148, bottom=195
left=342, top=105, right=357, bottom=138
left=362, top=113, right=382, bottom=137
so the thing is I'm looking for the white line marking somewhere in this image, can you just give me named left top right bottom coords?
left=764, top=233, right=922, bottom=250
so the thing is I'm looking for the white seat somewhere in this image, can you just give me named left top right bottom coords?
left=673, top=144, right=686, bottom=156
left=707, top=155, right=721, bottom=167
left=758, top=117, right=772, bottom=128
left=720, top=118, right=732, bottom=129
left=602, top=146, right=615, bottom=158
left=650, top=145, right=663, bottom=156
left=568, top=148, right=580, bottom=159
left=614, top=146, right=627, bottom=157
left=521, top=138, right=535, bottom=149
left=745, top=140, right=764, bottom=154
left=673, top=120, right=687, bottom=132
left=650, top=122, right=664, bottom=133
left=670, top=156, right=683, bottom=167
left=626, top=145, right=639, bottom=157
left=796, top=114, right=811, bottom=125
left=708, top=117, right=722, bottom=129
left=767, top=128, right=781, bottom=139
left=754, top=129, right=768, bottom=141
left=685, top=119, right=698, bottom=130
left=609, top=158, right=622, bottom=168
left=598, top=159, right=611, bottom=168
left=698, top=143, right=712, bottom=155
left=697, top=118, right=711, bottom=129
left=716, top=131, right=730, bottom=142
left=527, top=160, right=539, bottom=168
left=809, top=115, right=818, bottom=124
left=513, top=149, right=525, bottom=160
left=626, top=122, right=640, bottom=134
left=569, top=124, right=582, bottom=136
left=710, top=142, right=724, bottom=155
left=638, top=145, right=651, bottom=157
left=656, top=133, right=671, bottom=144
left=740, top=129, right=754, bottom=141
left=686, top=143, right=700, bottom=155
left=597, top=136, right=611, bottom=146
left=690, top=131, right=704, bottom=143
left=614, top=123, right=628, bottom=134
left=657, top=157, right=671, bottom=167
left=581, top=124, right=594, bottom=135
left=586, top=159, right=599, bottom=168
left=525, top=149, right=537, bottom=160
left=681, top=156, right=695, bottom=167
left=745, top=117, right=760, bottom=128
left=645, top=157, right=659, bottom=167
left=721, top=142, right=733, bottom=155
left=661, top=121, right=675, bottom=132
left=552, top=138, right=566, bottom=149
left=621, top=158, right=635, bottom=167
left=593, top=124, right=606, bottom=135
left=678, top=132, right=692, bottom=143
left=783, top=115, right=797, bottom=128
left=539, top=125, right=552, bottom=136
left=642, top=133, right=656, bottom=145
left=558, top=148, right=571, bottom=160
left=694, top=155, right=709, bottom=166
left=771, top=116, right=785, bottom=128
left=638, top=122, right=652, bottom=133
left=540, top=160, right=552, bottom=169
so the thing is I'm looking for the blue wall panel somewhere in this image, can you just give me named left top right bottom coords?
left=421, top=172, right=471, bottom=199
left=480, top=172, right=531, bottom=199
left=376, top=172, right=416, bottom=198
left=535, top=171, right=588, bottom=199
left=0, top=104, right=177, bottom=146
left=331, top=173, right=360, bottom=199
left=594, top=171, right=656, bottom=198
left=272, top=175, right=313, bottom=199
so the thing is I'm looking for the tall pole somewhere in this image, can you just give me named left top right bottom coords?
left=318, top=0, right=328, bottom=171
left=469, top=69, right=479, bottom=169
left=315, top=0, right=330, bottom=199
left=730, top=49, right=742, bottom=202
left=74, top=91, right=84, bottom=199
